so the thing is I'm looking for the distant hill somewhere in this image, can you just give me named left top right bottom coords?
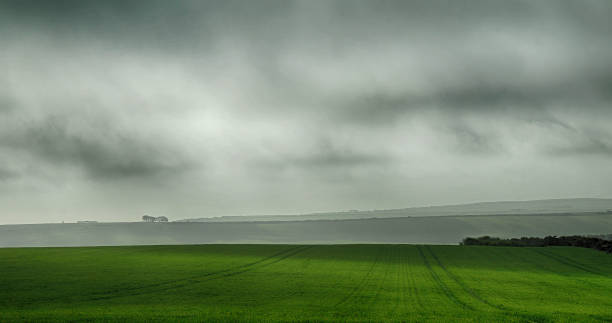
left=2, top=198, right=611, bottom=247
left=178, top=198, right=612, bottom=223
left=1, top=212, right=611, bottom=247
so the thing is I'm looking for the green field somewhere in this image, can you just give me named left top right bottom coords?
left=1, top=245, right=612, bottom=322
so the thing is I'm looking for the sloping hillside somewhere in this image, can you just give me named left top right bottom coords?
left=1, top=212, right=611, bottom=247
left=179, top=198, right=612, bottom=222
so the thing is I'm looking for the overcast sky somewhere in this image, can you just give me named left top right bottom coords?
left=1, top=0, right=611, bottom=224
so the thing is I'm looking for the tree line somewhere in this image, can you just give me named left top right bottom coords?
left=461, top=235, right=612, bottom=253
left=142, top=215, right=168, bottom=222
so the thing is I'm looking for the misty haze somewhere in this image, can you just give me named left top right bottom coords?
left=1, top=1, right=611, bottom=322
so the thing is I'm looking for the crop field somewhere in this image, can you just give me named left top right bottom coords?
left=1, top=245, right=612, bottom=322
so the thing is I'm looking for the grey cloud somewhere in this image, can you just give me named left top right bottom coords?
left=291, top=150, right=385, bottom=170
left=0, top=168, right=18, bottom=181
left=1, top=116, right=193, bottom=180
left=446, top=124, right=500, bottom=156
left=558, top=140, right=612, bottom=156
left=547, top=130, right=612, bottom=157
left=333, top=78, right=611, bottom=128
left=1, top=0, right=612, bottom=223
left=262, top=140, right=388, bottom=171
left=0, top=97, right=15, bottom=114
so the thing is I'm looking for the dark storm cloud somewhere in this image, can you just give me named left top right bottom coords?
left=553, top=139, right=612, bottom=156
left=1, top=116, right=192, bottom=180
left=446, top=124, right=500, bottom=155
left=255, top=138, right=389, bottom=171
left=286, top=149, right=387, bottom=170
left=0, top=168, right=18, bottom=181
left=1, top=0, right=612, bottom=223
left=547, top=129, right=612, bottom=157
left=0, top=97, right=15, bottom=114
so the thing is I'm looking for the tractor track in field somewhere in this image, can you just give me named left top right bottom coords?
left=333, top=245, right=384, bottom=308
left=424, top=246, right=504, bottom=312
left=98, top=246, right=304, bottom=291
left=531, top=249, right=606, bottom=277
left=390, top=246, right=404, bottom=316
left=336, top=245, right=394, bottom=317
left=392, top=245, right=420, bottom=316
left=405, top=248, right=425, bottom=311
left=279, top=252, right=314, bottom=300
left=422, top=247, right=558, bottom=323
left=365, top=245, right=393, bottom=312
left=501, top=247, right=604, bottom=294
left=416, top=245, right=473, bottom=311
left=525, top=248, right=612, bottom=291
left=197, top=245, right=315, bottom=281
left=86, top=245, right=313, bottom=301
left=394, top=246, right=405, bottom=314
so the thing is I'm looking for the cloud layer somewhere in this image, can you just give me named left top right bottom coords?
left=1, top=0, right=612, bottom=223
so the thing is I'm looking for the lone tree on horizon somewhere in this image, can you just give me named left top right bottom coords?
left=142, top=215, right=168, bottom=222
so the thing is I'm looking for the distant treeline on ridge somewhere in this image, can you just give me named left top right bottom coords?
left=461, top=235, right=612, bottom=253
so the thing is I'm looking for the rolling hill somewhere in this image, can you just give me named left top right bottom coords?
left=1, top=212, right=611, bottom=247
left=179, top=198, right=612, bottom=222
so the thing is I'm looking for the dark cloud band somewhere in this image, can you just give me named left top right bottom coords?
left=1, top=0, right=611, bottom=223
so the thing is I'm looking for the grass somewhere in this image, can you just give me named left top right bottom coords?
left=1, top=244, right=612, bottom=322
